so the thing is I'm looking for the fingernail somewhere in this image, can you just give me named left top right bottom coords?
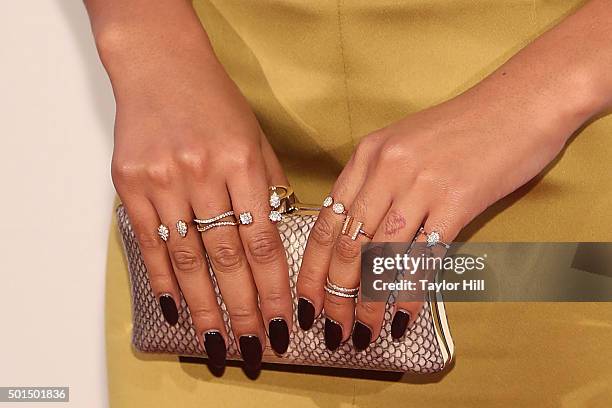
left=239, top=335, right=263, bottom=369
left=391, top=310, right=411, bottom=339
left=298, top=298, right=315, bottom=330
left=352, top=321, right=372, bottom=351
left=203, top=331, right=226, bottom=368
left=269, top=318, right=290, bottom=355
left=158, top=294, right=179, bottom=326
left=324, top=318, right=343, bottom=351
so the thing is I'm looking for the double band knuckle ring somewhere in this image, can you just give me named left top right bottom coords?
left=325, top=278, right=359, bottom=299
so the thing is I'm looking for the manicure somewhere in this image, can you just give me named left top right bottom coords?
left=352, top=321, right=372, bottom=351
left=298, top=298, right=315, bottom=330
left=158, top=294, right=179, bottom=326
left=324, top=318, right=343, bottom=351
left=391, top=310, right=411, bottom=339
left=269, top=318, right=290, bottom=355
left=203, top=331, right=226, bottom=368
left=239, top=335, right=263, bottom=369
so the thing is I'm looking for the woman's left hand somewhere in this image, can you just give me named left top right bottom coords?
left=295, top=78, right=587, bottom=351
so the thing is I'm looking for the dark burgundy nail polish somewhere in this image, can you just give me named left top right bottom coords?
left=352, top=321, right=372, bottom=351
left=298, top=298, right=315, bottom=330
left=324, top=318, right=343, bottom=351
left=203, top=331, right=226, bottom=367
left=269, top=319, right=290, bottom=355
left=239, top=335, right=263, bottom=369
left=391, top=310, right=411, bottom=339
left=158, top=294, right=179, bottom=326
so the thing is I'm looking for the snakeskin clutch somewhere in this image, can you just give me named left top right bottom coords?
left=116, top=201, right=455, bottom=373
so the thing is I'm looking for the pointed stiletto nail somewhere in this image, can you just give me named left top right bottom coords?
left=269, top=318, right=289, bottom=355
left=158, top=294, right=179, bottom=326
left=391, top=310, right=411, bottom=339
left=298, top=298, right=315, bottom=330
left=352, top=321, right=372, bottom=351
left=239, top=335, right=263, bottom=369
left=324, top=318, right=343, bottom=351
left=203, top=331, right=226, bottom=367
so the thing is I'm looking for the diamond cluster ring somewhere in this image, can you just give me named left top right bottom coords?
left=322, top=195, right=347, bottom=215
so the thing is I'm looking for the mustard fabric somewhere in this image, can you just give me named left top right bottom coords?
left=105, top=1, right=612, bottom=406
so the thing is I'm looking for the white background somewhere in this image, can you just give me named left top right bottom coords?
left=0, top=1, right=115, bottom=407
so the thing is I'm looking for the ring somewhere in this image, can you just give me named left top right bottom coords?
left=238, top=211, right=253, bottom=225
left=196, top=220, right=238, bottom=233
left=322, top=195, right=347, bottom=215
left=157, top=224, right=169, bottom=242
left=341, top=215, right=373, bottom=241
left=176, top=220, right=188, bottom=238
left=419, top=228, right=450, bottom=249
left=326, top=277, right=359, bottom=294
left=193, top=210, right=235, bottom=225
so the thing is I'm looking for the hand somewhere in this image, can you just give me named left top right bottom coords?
left=296, top=81, right=579, bottom=351
left=104, top=29, right=292, bottom=368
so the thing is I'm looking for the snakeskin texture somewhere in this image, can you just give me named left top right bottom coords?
left=116, top=205, right=452, bottom=373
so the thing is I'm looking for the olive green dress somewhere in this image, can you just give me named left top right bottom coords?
left=105, top=1, right=612, bottom=406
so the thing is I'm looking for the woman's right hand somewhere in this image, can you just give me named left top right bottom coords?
left=97, top=23, right=292, bottom=369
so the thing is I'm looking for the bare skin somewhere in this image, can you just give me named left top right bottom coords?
left=84, top=0, right=612, bottom=362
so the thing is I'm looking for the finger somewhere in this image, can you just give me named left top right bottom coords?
left=192, top=186, right=267, bottom=369
left=226, top=161, right=293, bottom=355
left=260, top=134, right=289, bottom=186
left=122, top=197, right=181, bottom=326
left=391, top=204, right=464, bottom=340
left=325, top=176, right=393, bottom=351
left=152, top=198, right=229, bottom=367
left=363, top=194, right=429, bottom=342
left=297, top=157, right=369, bottom=330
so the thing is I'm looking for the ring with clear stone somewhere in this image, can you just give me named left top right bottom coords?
left=175, top=220, right=188, bottom=238
left=269, top=210, right=283, bottom=223
left=238, top=211, right=253, bottom=225
left=325, top=277, right=359, bottom=294
left=419, top=227, right=450, bottom=249
left=157, top=224, right=170, bottom=242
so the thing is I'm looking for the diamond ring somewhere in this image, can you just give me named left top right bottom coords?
left=193, top=210, right=235, bottom=225
left=419, top=228, right=450, bottom=249
left=324, top=278, right=359, bottom=299
left=176, top=220, right=188, bottom=238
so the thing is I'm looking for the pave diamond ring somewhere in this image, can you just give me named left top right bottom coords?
left=419, top=228, right=450, bottom=249
left=157, top=224, right=169, bottom=242
left=196, top=220, right=238, bottom=233
left=193, top=210, right=235, bottom=225
left=176, top=220, right=188, bottom=238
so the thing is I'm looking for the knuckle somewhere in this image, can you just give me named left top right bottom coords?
left=135, top=228, right=163, bottom=250
left=246, top=230, right=282, bottom=265
left=111, top=159, right=140, bottom=184
left=170, top=246, right=205, bottom=273
left=227, top=305, right=256, bottom=327
left=297, top=268, right=324, bottom=292
left=334, top=236, right=361, bottom=265
left=260, top=289, right=285, bottom=306
left=176, top=150, right=209, bottom=179
left=325, top=291, right=350, bottom=308
left=145, top=161, right=176, bottom=188
left=309, top=216, right=336, bottom=247
left=224, top=143, right=259, bottom=172
left=357, top=301, right=381, bottom=317
left=208, top=242, right=244, bottom=274
left=189, top=304, right=218, bottom=323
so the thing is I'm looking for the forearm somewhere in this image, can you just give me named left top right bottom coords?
left=83, top=0, right=232, bottom=107
left=463, top=0, right=612, bottom=143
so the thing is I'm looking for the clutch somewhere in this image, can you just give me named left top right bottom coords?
left=116, top=188, right=455, bottom=373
